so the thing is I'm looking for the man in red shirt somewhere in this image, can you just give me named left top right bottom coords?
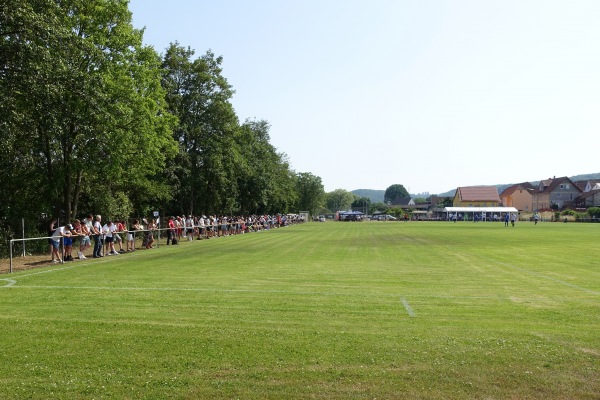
left=167, top=216, right=176, bottom=245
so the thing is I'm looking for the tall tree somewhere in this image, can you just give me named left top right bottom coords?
left=295, top=172, right=325, bottom=216
left=384, top=184, right=410, bottom=203
left=236, top=119, right=297, bottom=214
left=326, top=189, right=355, bottom=212
left=1, top=0, right=177, bottom=222
left=161, top=44, right=240, bottom=215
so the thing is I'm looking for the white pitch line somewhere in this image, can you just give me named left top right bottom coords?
left=0, top=279, right=16, bottom=287
left=2, top=285, right=397, bottom=299
left=401, top=297, right=415, bottom=317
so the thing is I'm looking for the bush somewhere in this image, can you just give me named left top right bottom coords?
left=588, top=207, right=600, bottom=218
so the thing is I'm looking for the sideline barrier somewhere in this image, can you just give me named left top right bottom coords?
left=7, top=218, right=304, bottom=274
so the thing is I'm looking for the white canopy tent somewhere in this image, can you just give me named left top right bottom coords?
left=443, top=207, right=518, bottom=221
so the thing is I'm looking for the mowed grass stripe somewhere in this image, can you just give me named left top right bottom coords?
left=1, top=221, right=599, bottom=399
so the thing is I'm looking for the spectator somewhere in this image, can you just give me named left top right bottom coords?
left=144, top=219, right=156, bottom=249
left=63, top=224, right=76, bottom=261
left=50, top=224, right=72, bottom=263
left=186, top=215, right=194, bottom=241
left=77, top=219, right=91, bottom=258
left=127, top=220, right=139, bottom=251
left=103, top=221, right=119, bottom=255
left=48, top=218, right=57, bottom=258
left=115, top=220, right=125, bottom=252
left=167, top=216, right=176, bottom=245
left=92, top=215, right=104, bottom=258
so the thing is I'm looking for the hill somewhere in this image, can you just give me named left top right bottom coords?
left=351, top=189, right=385, bottom=203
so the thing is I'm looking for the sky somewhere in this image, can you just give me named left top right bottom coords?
left=128, top=0, right=600, bottom=194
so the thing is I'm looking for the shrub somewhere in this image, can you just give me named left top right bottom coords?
left=588, top=207, right=600, bottom=218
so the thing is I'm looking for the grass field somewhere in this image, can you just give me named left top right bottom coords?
left=1, top=221, right=599, bottom=399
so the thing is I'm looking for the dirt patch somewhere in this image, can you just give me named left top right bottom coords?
left=0, top=253, right=68, bottom=274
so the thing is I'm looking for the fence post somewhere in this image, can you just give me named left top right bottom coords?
left=9, top=239, right=13, bottom=274
left=22, top=218, right=25, bottom=257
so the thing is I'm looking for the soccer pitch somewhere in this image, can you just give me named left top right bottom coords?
left=1, top=221, right=598, bottom=399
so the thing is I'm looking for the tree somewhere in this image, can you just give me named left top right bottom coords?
left=0, top=0, right=177, bottom=222
left=351, top=196, right=371, bottom=215
left=236, top=119, right=297, bottom=214
left=369, top=202, right=389, bottom=213
left=326, top=189, right=355, bottom=212
left=295, top=173, right=325, bottom=216
left=384, top=184, right=409, bottom=203
left=161, top=44, right=241, bottom=215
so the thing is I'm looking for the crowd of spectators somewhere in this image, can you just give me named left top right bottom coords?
left=47, top=213, right=303, bottom=263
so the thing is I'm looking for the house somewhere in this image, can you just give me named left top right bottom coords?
left=578, top=189, right=600, bottom=207
left=577, top=179, right=600, bottom=193
left=391, top=197, right=415, bottom=207
left=430, top=195, right=453, bottom=209
left=499, top=182, right=536, bottom=211
left=453, top=186, right=500, bottom=207
left=531, top=176, right=582, bottom=210
left=574, top=179, right=600, bottom=207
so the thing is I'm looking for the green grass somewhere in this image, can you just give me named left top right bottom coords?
left=1, top=221, right=599, bottom=399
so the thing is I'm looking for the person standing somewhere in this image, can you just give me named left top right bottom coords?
left=114, top=220, right=125, bottom=252
left=167, top=216, right=176, bottom=245
left=197, top=216, right=206, bottom=239
left=534, top=212, right=539, bottom=225
left=77, top=219, right=91, bottom=259
left=127, top=220, right=139, bottom=251
left=186, top=215, right=194, bottom=241
left=103, top=221, right=120, bottom=255
left=511, top=213, right=517, bottom=227
left=62, top=224, right=77, bottom=261
left=144, top=219, right=156, bottom=249
left=504, top=213, right=510, bottom=227
left=50, top=224, right=72, bottom=263
left=92, top=215, right=104, bottom=258
left=48, top=219, right=57, bottom=259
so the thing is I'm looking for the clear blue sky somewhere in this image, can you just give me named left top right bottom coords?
left=129, top=0, right=600, bottom=194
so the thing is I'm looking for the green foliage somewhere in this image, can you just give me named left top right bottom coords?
left=369, top=202, right=389, bottom=213
left=295, top=173, right=325, bottom=215
left=326, top=189, right=355, bottom=212
left=587, top=207, right=600, bottom=218
left=0, top=0, right=177, bottom=223
left=384, top=184, right=409, bottom=203
left=351, top=196, right=370, bottom=209
left=235, top=120, right=297, bottom=214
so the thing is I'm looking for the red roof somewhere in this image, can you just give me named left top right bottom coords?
left=456, top=186, right=500, bottom=202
